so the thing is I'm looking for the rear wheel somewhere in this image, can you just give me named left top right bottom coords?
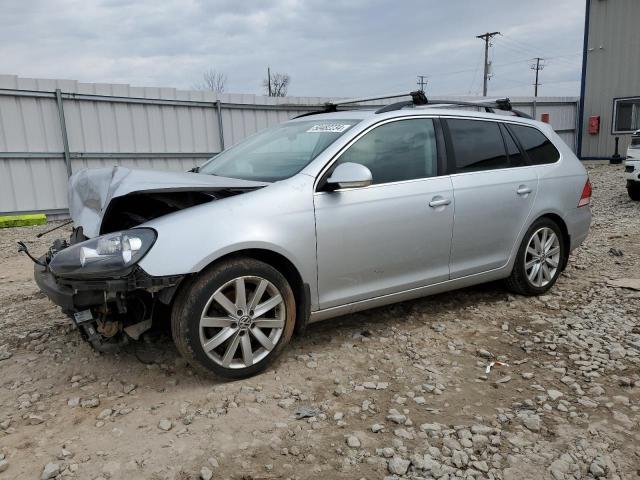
left=506, top=218, right=566, bottom=295
left=171, top=257, right=296, bottom=379
left=628, top=181, right=640, bottom=201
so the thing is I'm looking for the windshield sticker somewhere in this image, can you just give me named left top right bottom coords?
left=306, top=123, right=351, bottom=133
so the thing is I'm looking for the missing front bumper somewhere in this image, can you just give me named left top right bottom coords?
left=34, top=260, right=184, bottom=313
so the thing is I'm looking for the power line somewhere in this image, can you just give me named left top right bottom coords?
left=476, top=31, right=500, bottom=96
left=499, top=34, right=546, bottom=57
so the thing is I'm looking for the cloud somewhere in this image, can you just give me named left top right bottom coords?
left=0, top=0, right=585, bottom=97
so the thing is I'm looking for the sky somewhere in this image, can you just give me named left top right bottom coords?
left=0, top=0, right=586, bottom=98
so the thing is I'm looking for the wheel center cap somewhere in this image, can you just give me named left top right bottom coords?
left=238, top=315, right=252, bottom=329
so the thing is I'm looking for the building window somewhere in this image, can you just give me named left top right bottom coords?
left=613, top=97, right=640, bottom=134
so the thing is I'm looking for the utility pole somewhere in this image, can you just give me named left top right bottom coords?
left=267, top=67, right=272, bottom=96
left=416, top=75, right=428, bottom=93
left=476, top=31, right=500, bottom=96
left=530, top=57, right=545, bottom=97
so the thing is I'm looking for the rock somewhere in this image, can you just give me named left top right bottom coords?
left=618, top=376, right=634, bottom=387
left=472, top=460, right=489, bottom=473
left=97, top=408, right=112, bottom=420
left=523, top=414, right=541, bottom=432
left=496, top=375, right=511, bottom=384
left=577, top=397, right=598, bottom=408
left=158, top=419, right=173, bottom=431
left=200, top=466, right=213, bottom=480
left=606, top=278, right=640, bottom=290
left=452, top=450, right=469, bottom=468
left=470, top=425, right=492, bottom=435
left=472, top=434, right=489, bottom=449
left=612, top=411, right=635, bottom=429
left=589, top=460, right=606, bottom=478
left=28, top=414, right=45, bottom=425
left=41, top=463, right=60, bottom=480
left=388, top=456, right=410, bottom=475
left=521, top=372, right=534, bottom=379
left=0, top=460, right=8, bottom=473
left=394, top=428, right=414, bottom=440
left=67, top=397, right=80, bottom=407
left=371, top=423, right=384, bottom=433
left=0, top=351, right=12, bottom=361
left=346, top=435, right=361, bottom=448
left=419, top=423, right=441, bottom=433
left=362, top=382, right=377, bottom=389
left=477, top=349, right=493, bottom=359
left=547, top=389, right=563, bottom=401
left=380, top=447, right=395, bottom=458
left=386, top=409, right=406, bottom=424
left=80, top=397, right=100, bottom=408
left=609, top=346, right=626, bottom=360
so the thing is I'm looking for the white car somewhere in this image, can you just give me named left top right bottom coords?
left=626, top=129, right=640, bottom=200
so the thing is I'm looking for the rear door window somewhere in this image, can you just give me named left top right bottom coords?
left=509, top=124, right=560, bottom=165
left=446, top=119, right=509, bottom=173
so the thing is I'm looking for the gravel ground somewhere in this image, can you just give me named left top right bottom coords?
left=0, top=163, right=639, bottom=480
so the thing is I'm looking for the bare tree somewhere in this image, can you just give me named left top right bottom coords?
left=193, top=69, right=227, bottom=93
left=263, top=69, right=290, bottom=97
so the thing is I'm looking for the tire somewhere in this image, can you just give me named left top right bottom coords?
left=171, top=257, right=296, bottom=379
left=628, top=182, right=640, bottom=201
left=506, top=217, right=566, bottom=296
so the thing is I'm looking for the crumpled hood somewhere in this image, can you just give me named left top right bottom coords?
left=68, top=166, right=268, bottom=238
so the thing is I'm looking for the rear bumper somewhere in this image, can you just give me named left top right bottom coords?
left=565, top=206, right=592, bottom=252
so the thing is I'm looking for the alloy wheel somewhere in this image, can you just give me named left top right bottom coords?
left=524, top=227, right=561, bottom=288
left=199, top=276, right=285, bottom=369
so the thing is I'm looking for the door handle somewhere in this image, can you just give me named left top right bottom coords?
left=429, top=197, right=451, bottom=208
left=516, top=185, right=532, bottom=196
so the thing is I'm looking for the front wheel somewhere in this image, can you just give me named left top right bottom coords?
left=506, top=218, right=566, bottom=296
left=628, top=182, right=640, bottom=201
left=171, top=257, right=296, bottom=379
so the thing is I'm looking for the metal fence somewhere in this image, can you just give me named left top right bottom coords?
left=0, top=74, right=579, bottom=215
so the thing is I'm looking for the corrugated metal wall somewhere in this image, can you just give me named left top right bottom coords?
left=0, top=74, right=579, bottom=215
left=581, top=0, right=640, bottom=159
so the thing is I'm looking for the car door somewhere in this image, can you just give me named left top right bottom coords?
left=313, top=117, right=454, bottom=309
left=444, top=118, right=538, bottom=279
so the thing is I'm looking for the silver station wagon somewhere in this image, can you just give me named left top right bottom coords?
left=30, top=93, right=592, bottom=379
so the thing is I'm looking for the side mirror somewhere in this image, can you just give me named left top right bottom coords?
left=326, top=162, right=372, bottom=190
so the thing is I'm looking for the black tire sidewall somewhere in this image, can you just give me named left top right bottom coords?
left=172, top=258, right=296, bottom=379
left=514, top=218, right=566, bottom=295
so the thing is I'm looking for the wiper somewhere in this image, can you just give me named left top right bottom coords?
left=188, top=166, right=200, bottom=173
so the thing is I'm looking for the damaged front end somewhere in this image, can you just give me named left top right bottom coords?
left=28, top=165, right=268, bottom=352
left=33, top=229, right=183, bottom=351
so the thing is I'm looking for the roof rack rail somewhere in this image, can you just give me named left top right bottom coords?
left=293, top=91, right=427, bottom=118
left=294, top=92, right=532, bottom=120
left=376, top=97, right=532, bottom=119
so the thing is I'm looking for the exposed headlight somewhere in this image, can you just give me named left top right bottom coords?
left=49, top=228, right=156, bottom=278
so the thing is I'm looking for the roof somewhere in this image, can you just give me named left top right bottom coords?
left=288, top=106, right=542, bottom=127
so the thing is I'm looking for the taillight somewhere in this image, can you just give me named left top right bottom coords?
left=578, top=179, right=592, bottom=207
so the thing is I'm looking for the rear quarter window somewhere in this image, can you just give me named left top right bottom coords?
left=509, top=124, right=560, bottom=165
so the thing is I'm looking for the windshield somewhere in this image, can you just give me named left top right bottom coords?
left=199, top=119, right=360, bottom=182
